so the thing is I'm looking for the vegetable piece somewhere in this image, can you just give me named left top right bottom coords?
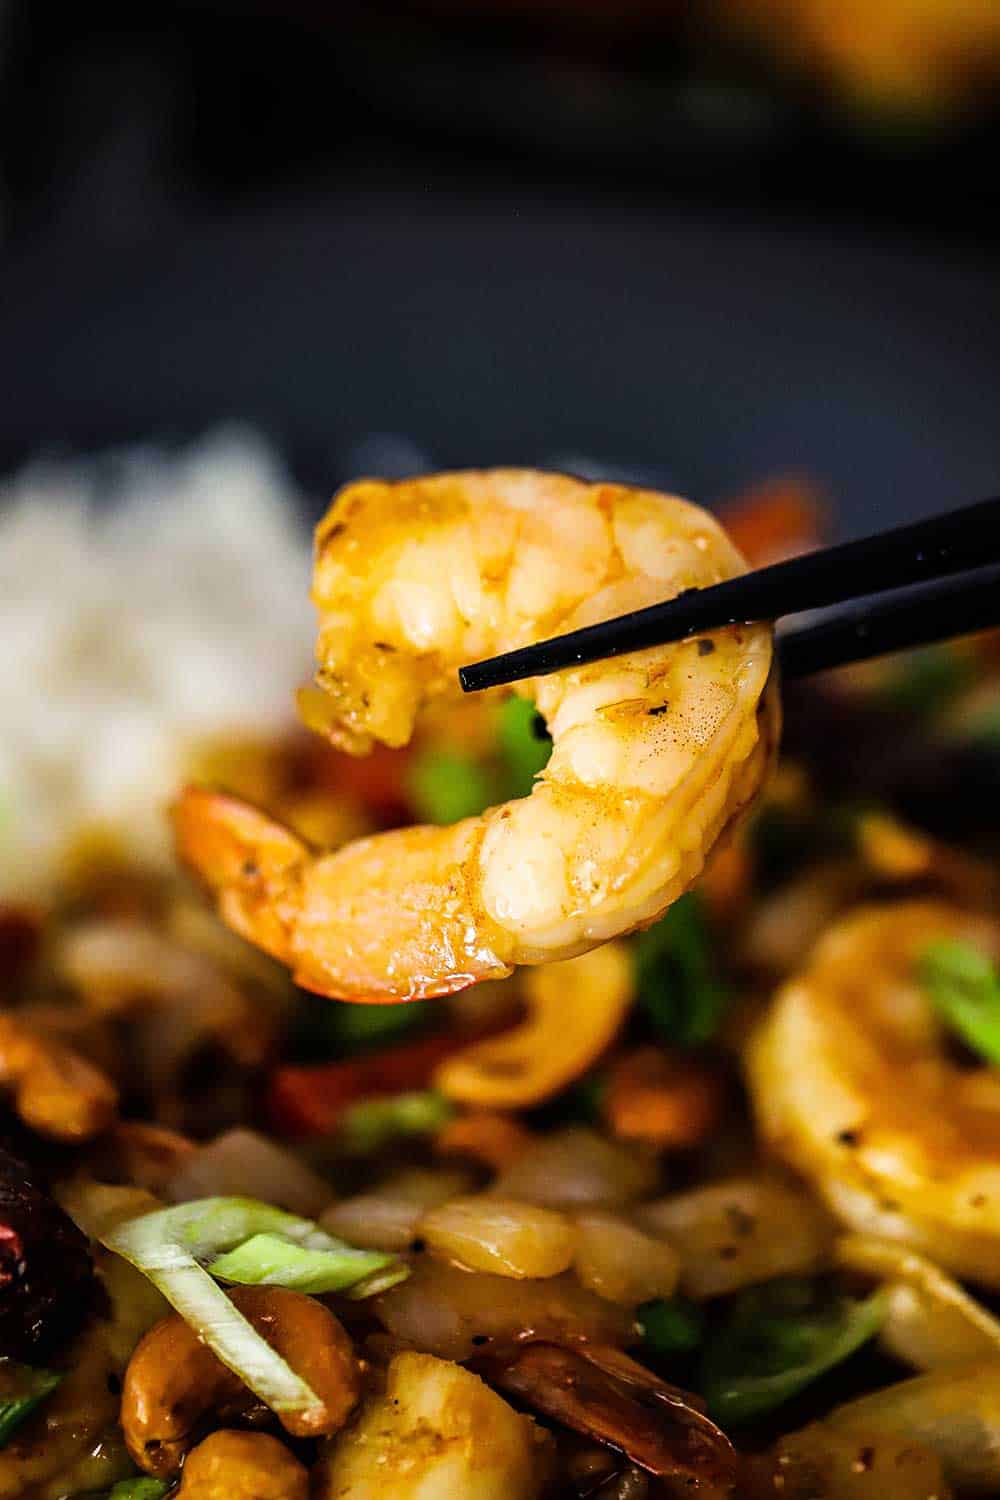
left=107, top=1480, right=170, bottom=1500
left=314, top=1351, right=554, bottom=1499
left=0, top=1363, right=61, bottom=1449
left=406, top=749, right=497, bottom=825
left=573, top=1213, right=681, bottom=1306
left=321, top=1167, right=473, bottom=1251
left=879, top=645, right=972, bottom=717
left=637, top=1177, right=833, bottom=1300
left=374, top=1261, right=633, bottom=1361
left=496, top=694, right=552, bottom=799
left=337, top=1090, right=453, bottom=1154
left=494, top=1127, right=657, bottom=1212
left=419, top=1197, right=578, bottom=1278
left=633, top=893, right=729, bottom=1048
left=436, top=944, right=633, bottom=1110
left=700, top=1277, right=886, bottom=1424
left=101, top=1198, right=406, bottom=1419
left=269, top=1034, right=468, bottom=1139
left=166, top=1128, right=331, bottom=1217
left=292, top=991, right=423, bottom=1061
left=920, top=940, right=1000, bottom=1066
left=638, top=1297, right=705, bottom=1356
left=209, top=1232, right=406, bottom=1296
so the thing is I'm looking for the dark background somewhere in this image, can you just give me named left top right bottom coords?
left=1, top=1, right=998, bottom=530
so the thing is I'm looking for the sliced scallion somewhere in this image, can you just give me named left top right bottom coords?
left=208, top=1231, right=406, bottom=1296
left=101, top=1197, right=407, bottom=1418
left=920, top=940, right=1000, bottom=1067
left=0, top=1363, right=62, bottom=1449
left=338, top=1090, right=453, bottom=1154
left=107, top=1479, right=171, bottom=1500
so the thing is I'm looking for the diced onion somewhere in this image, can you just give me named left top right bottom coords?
left=636, top=1177, right=832, bottom=1299
left=493, top=1128, right=657, bottom=1211
left=573, top=1213, right=681, bottom=1306
left=418, top=1198, right=577, bottom=1278
left=166, top=1129, right=332, bottom=1218
left=321, top=1168, right=473, bottom=1251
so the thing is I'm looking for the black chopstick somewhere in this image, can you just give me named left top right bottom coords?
left=459, top=495, right=1000, bottom=692
left=777, top=562, right=1000, bottom=678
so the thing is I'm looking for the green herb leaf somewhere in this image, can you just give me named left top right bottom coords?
left=496, top=695, right=552, bottom=799
left=290, top=990, right=424, bottom=1061
left=338, top=1090, right=454, bottom=1154
left=700, top=1278, right=885, bottom=1425
left=920, top=940, right=1000, bottom=1066
left=878, top=645, right=972, bottom=718
left=406, top=749, right=497, bottom=825
left=208, top=1232, right=404, bottom=1296
left=107, top=1479, right=171, bottom=1500
left=0, top=1363, right=62, bottom=1449
left=638, top=1296, right=705, bottom=1356
left=633, top=893, right=729, bottom=1047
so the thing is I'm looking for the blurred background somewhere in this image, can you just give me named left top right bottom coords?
left=0, top=0, right=998, bottom=530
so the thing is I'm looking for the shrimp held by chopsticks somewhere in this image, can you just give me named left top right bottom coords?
left=174, top=471, right=777, bottom=1001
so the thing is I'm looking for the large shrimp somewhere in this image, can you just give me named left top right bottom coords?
left=174, top=471, right=776, bottom=1001
left=747, top=901, right=1000, bottom=1286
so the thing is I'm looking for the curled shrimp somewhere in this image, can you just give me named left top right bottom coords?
left=175, top=471, right=776, bottom=1000
left=747, top=901, right=1000, bottom=1285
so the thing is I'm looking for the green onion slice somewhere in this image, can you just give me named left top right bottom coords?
left=920, top=939, right=1000, bottom=1067
left=0, top=1363, right=62, bottom=1449
left=406, top=749, right=497, bottom=825
left=107, top=1479, right=171, bottom=1500
left=496, top=694, right=551, bottom=799
left=208, top=1231, right=407, bottom=1297
left=633, top=892, right=729, bottom=1048
left=638, top=1296, right=705, bottom=1357
left=338, top=1090, right=453, bottom=1154
left=101, top=1197, right=406, bottom=1417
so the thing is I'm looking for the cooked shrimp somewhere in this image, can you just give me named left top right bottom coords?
left=747, top=902, right=1000, bottom=1285
left=175, top=472, right=776, bottom=1001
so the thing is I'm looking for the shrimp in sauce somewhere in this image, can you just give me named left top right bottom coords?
left=175, top=471, right=776, bottom=1000
left=748, top=901, right=1000, bottom=1286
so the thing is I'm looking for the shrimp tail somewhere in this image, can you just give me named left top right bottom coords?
left=172, top=788, right=307, bottom=969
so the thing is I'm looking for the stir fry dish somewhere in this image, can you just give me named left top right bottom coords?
left=3, top=461, right=1000, bottom=1498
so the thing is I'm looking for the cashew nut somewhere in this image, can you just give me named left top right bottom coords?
left=175, top=1431, right=309, bottom=1500
left=435, top=943, right=633, bottom=1110
left=121, top=1286, right=360, bottom=1477
left=0, top=1012, right=117, bottom=1140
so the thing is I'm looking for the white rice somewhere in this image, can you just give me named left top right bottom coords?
left=0, top=428, right=315, bottom=898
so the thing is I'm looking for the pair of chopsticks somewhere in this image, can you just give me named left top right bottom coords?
left=459, top=496, right=1000, bottom=692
